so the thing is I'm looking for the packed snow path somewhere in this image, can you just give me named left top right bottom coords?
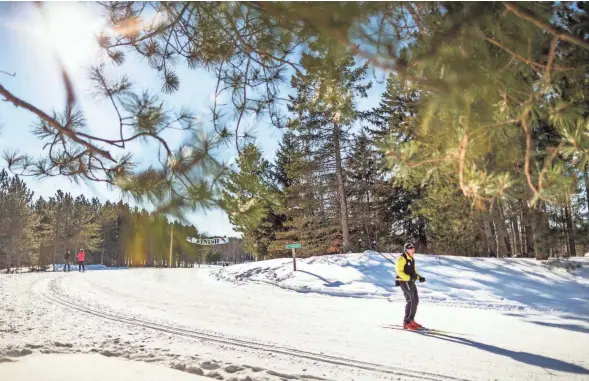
left=1, top=258, right=588, bottom=381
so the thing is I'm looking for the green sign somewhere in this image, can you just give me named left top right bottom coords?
left=286, top=243, right=302, bottom=249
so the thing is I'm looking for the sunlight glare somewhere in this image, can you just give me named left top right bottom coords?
left=27, top=3, right=103, bottom=70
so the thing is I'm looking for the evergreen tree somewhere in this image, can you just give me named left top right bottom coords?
left=0, top=171, right=37, bottom=271
left=221, top=144, right=281, bottom=260
left=287, top=40, right=371, bottom=252
left=364, top=74, right=427, bottom=250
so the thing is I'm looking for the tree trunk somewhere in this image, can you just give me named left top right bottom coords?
left=417, top=216, right=427, bottom=252
left=565, top=199, right=576, bottom=257
left=482, top=211, right=496, bottom=257
left=497, top=200, right=512, bottom=256
left=532, top=202, right=550, bottom=260
left=7, top=238, right=13, bottom=272
left=511, top=215, right=522, bottom=257
left=584, top=163, right=589, bottom=213
left=521, top=200, right=535, bottom=258
left=101, top=231, right=107, bottom=265
left=561, top=206, right=567, bottom=258
left=16, top=241, right=21, bottom=269
left=333, top=124, right=351, bottom=252
left=492, top=202, right=508, bottom=257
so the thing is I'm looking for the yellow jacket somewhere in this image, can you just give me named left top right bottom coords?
left=396, top=253, right=420, bottom=282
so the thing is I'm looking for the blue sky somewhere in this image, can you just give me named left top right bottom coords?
left=0, top=2, right=386, bottom=237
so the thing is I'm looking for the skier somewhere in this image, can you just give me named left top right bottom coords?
left=396, top=242, right=426, bottom=330
left=64, top=250, right=71, bottom=272
left=76, top=249, right=85, bottom=272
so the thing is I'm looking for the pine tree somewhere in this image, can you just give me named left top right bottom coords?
left=347, top=131, right=381, bottom=249
left=272, top=131, right=341, bottom=256
left=364, top=74, right=427, bottom=249
left=221, top=144, right=281, bottom=260
left=273, top=131, right=298, bottom=190
left=33, top=197, right=55, bottom=269
left=287, top=40, right=371, bottom=252
left=0, top=171, right=37, bottom=271
left=366, top=74, right=420, bottom=142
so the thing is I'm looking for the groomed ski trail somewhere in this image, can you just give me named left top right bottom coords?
left=38, top=276, right=471, bottom=381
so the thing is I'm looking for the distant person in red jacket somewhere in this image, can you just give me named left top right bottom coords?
left=77, top=249, right=85, bottom=272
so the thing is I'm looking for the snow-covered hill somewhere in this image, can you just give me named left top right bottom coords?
left=216, top=251, right=589, bottom=314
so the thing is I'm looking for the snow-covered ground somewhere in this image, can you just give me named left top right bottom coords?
left=0, top=353, right=213, bottom=381
left=1, top=253, right=588, bottom=381
left=216, top=252, right=589, bottom=314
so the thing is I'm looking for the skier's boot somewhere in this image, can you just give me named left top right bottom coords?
left=410, top=321, right=423, bottom=329
left=403, top=322, right=419, bottom=330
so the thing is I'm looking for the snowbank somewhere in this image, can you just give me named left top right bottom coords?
left=0, top=353, right=210, bottom=381
left=216, top=251, right=589, bottom=313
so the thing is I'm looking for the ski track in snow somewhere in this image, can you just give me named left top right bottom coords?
left=1, top=255, right=589, bottom=381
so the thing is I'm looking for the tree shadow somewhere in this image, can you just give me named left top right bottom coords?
left=298, top=270, right=344, bottom=288
left=502, top=312, right=589, bottom=333
left=559, top=314, right=589, bottom=324
left=528, top=320, right=589, bottom=335
left=297, top=254, right=588, bottom=315
left=416, top=331, right=589, bottom=375
left=419, top=256, right=589, bottom=314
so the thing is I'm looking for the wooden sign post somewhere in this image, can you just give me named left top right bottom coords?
left=285, top=243, right=302, bottom=271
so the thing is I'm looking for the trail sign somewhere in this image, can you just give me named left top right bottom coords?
left=286, top=243, right=301, bottom=271
left=187, top=237, right=229, bottom=245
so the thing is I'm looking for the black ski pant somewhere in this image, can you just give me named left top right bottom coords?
left=400, top=281, right=419, bottom=324
left=64, top=261, right=70, bottom=272
left=78, top=261, right=85, bottom=272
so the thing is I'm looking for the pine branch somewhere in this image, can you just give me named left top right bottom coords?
left=89, top=67, right=126, bottom=145
left=105, top=3, right=190, bottom=49
left=0, top=84, right=116, bottom=163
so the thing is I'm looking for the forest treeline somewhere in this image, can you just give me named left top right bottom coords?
left=0, top=169, right=248, bottom=272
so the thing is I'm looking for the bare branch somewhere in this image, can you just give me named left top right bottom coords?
left=90, top=67, right=126, bottom=145
left=212, top=62, right=224, bottom=134
left=457, top=132, right=471, bottom=197
left=538, top=141, right=566, bottom=191
left=484, top=35, right=544, bottom=71
left=521, top=115, right=539, bottom=196
left=235, top=57, right=251, bottom=153
left=504, top=2, right=589, bottom=50
left=545, top=37, right=558, bottom=82
left=484, top=35, right=573, bottom=72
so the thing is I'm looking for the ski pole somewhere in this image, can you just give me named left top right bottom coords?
left=375, top=250, right=397, bottom=265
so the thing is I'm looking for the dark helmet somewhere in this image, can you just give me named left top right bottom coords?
left=403, top=242, right=415, bottom=252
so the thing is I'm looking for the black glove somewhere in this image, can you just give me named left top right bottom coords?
left=419, top=276, right=426, bottom=283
